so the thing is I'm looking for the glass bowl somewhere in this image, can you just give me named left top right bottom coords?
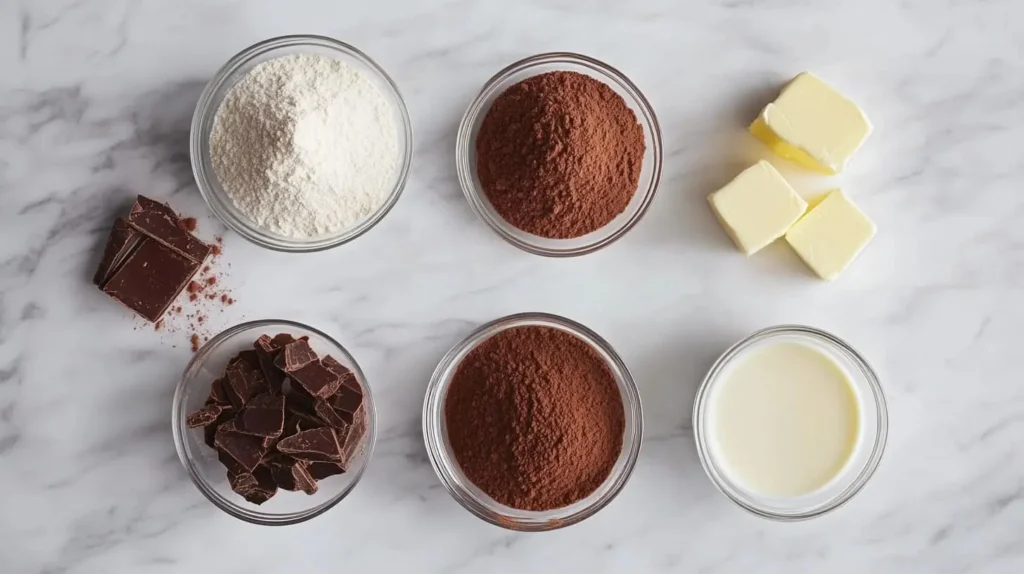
left=422, top=312, right=644, bottom=531
left=190, top=35, right=413, bottom=252
left=172, top=319, right=377, bottom=525
left=693, top=325, right=888, bottom=521
left=455, top=52, right=663, bottom=257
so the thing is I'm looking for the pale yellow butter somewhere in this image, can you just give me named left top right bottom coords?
left=708, top=161, right=807, bottom=256
left=785, top=190, right=876, bottom=280
left=750, top=72, right=872, bottom=174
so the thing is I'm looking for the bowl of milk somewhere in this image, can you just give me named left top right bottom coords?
left=693, top=325, right=888, bottom=520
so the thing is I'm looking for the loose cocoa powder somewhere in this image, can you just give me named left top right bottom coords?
left=475, top=71, right=646, bottom=239
left=444, top=325, right=625, bottom=511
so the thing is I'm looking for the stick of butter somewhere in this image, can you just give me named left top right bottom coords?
left=750, top=72, right=872, bottom=174
left=708, top=161, right=807, bottom=256
left=785, top=190, right=876, bottom=280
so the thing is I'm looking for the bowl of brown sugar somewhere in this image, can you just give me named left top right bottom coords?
left=456, top=53, right=663, bottom=257
left=422, top=312, right=643, bottom=531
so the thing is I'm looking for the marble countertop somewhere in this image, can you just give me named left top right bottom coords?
left=2, top=0, right=1023, bottom=572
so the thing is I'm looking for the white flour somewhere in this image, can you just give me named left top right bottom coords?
left=210, top=54, right=398, bottom=239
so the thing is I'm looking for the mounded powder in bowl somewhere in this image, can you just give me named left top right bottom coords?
left=210, top=53, right=398, bottom=239
left=475, top=70, right=645, bottom=239
left=444, top=325, right=625, bottom=511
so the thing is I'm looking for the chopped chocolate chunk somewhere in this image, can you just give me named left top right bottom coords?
left=204, top=424, right=218, bottom=449
left=274, top=339, right=318, bottom=372
left=237, top=392, right=285, bottom=438
left=270, top=333, right=298, bottom=348
left=289, top=360, right=342, bottom=399
left=276, top=427, right=344, bottom=462
left=195, top=332, right=367, bottom=499
left=321, top=355, right=354, bottom=382
left=206, top=376, right=230, bottom=406
left=127, top=195, right=211, bottom=263
left=93, top=217, right=141, bottom=286
left=101, top=238, right=200, bottom=322
left=267, top=455, right=318, bottom=494
left=228, top=350, right=262, bottom=371
left=340, top=405, right=369, bottom=469
left=254, top=335, right=287, bottom=392
left=306, top=461, right=346, bottom=480
left=328, top=382, right=363, bottom=420
left=313, top=398, right=351, bottom=429
left=185, top=403, right=225, bottom=428
left=214, top=420, right=270, bottom=471
left=224, top=361, right=270, bottom=409
left=218, top=449, right=247, bottom=477
left=230, top=465, right=278, bottom=505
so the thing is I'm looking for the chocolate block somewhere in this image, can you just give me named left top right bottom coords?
left=290, top=361, right=342, bottom=399
left=322, top=355, right=355, bottom=384
left=214, top=420, right=270, bottom=471
left=185, top=403, right=226, bottom=428
left=127, top=195, right=211, bottom=263
left=218, top=449, right=248, bottom=477
left=204, top=424, right=218, bottom=449
left=267, top=455, right=318, bottom=494
left=93, top=217, right=141, bottom=286
left=306, top=461, right=346, bottom=480
left=274, top=339, right=318, bottom=372
left=238, top=393, right=285, bottom=438
left=101, top=238, right=200, bottom=322
left=225, top=361, right=270, bottom=409
left=276, top=427, right=344, bottom=462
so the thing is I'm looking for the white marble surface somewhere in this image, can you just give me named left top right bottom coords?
left=1, top=0, right=1022, bottom=572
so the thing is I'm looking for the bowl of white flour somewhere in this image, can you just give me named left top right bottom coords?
left=191, top=35, right=413, bottom=252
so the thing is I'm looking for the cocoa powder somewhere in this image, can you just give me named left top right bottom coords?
left=444, top=325, right=625, bottom=511
left=475, top=71, right=645, bottom=239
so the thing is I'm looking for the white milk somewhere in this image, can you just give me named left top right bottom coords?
left=708, top=340, right=861, bottom=498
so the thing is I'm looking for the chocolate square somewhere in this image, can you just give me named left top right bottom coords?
left=229, top=464, right=278, bottom=505
left=339, top=405, right=368, bottom=469
left=127, top=195, right=210, bottom=263
left=206, top=376, right=230, bottom=406
left=100, top=238, right=199, bottom=322
left=92, top=217, right=141, bottom=286
left=237, top=392, right=285, bottom=438
left=290, top=361, right=342, bottom=399
left=228, top=350, right=262, bottom=371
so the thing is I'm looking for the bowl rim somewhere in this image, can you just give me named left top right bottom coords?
left=171, top=318, right=378, bottom=526
left=189, top=34, right=414, bottom=253
left=421, top=312, right=644, bottom=531
left=455, top=51, right=664, bottom=258
left=692, top=324, right=889, bottom=521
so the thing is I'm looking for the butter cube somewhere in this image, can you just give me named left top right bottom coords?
left=708, top=161, right=808, bottom=256
left=750, top=72, right=872, bottom=174
left=785, top=190, right=876, bottom=280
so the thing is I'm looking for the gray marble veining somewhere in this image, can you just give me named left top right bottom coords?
left=1, top=0, right=1023, bottom=572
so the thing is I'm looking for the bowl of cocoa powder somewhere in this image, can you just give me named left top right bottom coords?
left=456, top=52, right=662, bottom=256
left=422, top=312, right=643, bottom=531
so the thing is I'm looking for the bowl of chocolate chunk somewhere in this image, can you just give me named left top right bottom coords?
left=172, top=319, right=376, bottom=525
